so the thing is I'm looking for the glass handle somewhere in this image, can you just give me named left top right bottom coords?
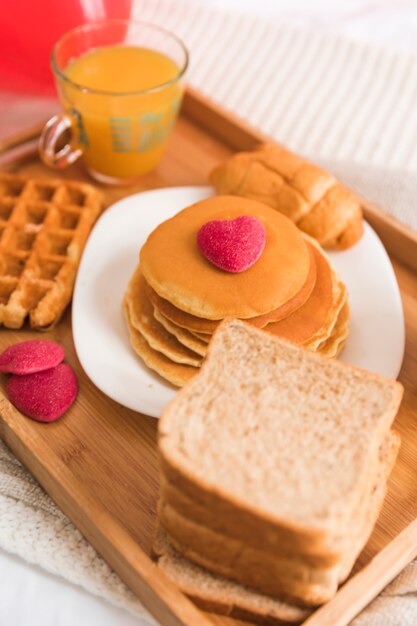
left=39, top=113, right=82, bottom=169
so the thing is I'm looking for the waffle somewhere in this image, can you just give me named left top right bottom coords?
left=0, top=172, right=103, bottom=329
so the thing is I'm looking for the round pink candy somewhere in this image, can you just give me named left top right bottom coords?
left=0, top=340, right=65, bottom=375
left=197, top=215, right=266, bottom=273
left=7, top=363, right=78, bottom=423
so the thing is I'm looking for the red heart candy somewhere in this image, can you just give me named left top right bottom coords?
left=197, top=215, right=266, bottom=273
left=0, top=340, right=65, bottom=375
left=7, top=363, right=78, bottom=423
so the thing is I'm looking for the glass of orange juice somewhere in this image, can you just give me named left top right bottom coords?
left=39, top=20, right=188, bottom=184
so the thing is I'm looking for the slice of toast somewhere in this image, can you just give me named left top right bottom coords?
left=157, top=432, right=399, bottom=606
left=153, top=523, right=312, bottom=626
left=159, top=320, right=403, bottom=550
left=159, top=430, right=398, bottom=564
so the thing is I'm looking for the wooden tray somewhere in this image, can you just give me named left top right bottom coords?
left=0, top=88, right=417, bottom=626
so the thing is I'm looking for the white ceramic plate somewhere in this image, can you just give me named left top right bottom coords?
left=72, top=186, right=405, bottom=418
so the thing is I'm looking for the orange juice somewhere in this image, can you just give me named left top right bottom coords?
left=59, top=45, right=183, bottom=179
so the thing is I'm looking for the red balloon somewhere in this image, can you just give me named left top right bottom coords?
left=0, top=0, right=133, bottom=94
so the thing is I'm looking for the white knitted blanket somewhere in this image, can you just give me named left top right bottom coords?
left=1, top=1, right=417, bottom=624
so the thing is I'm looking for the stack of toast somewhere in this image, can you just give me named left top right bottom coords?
left=154, top=320, right=403, bottom=623
left=124, top=195, right=349, bottom=386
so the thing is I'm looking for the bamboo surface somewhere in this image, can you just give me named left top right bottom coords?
left=0, top=88, right=416, bottom=626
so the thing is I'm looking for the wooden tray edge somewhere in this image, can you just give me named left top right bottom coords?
left=0, top=87, right=415, bottom=626
left=0, top=397, right=216, bottom=626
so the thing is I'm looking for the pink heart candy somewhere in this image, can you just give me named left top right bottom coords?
left=197, top=215, right=266, bottom=273
left=0, top=340, right=65, bottom=375
left=7, top=363, right=78, bottom=423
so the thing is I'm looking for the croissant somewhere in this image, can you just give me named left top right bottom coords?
left=210, top=143, right=363, bottom=250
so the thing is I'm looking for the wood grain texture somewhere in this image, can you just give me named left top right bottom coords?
left=0, top=89, right=416, bottom=626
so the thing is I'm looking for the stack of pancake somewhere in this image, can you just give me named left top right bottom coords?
left=123, top=196, right=349, bottom=387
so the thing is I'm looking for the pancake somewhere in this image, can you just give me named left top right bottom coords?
left=302, top=280, right=347, bottom=351
left=140, top=196, right=313, bottom=320
left=124, top=293, right=349, bottom=387
left=153, top=308, right=209, bottom=358
left=318, top=301, right=350, bottom=358
left=264, top=241, right=336, bottom=345
left=145, top=241, right=316, bottom=334
left=147, top=241, right=349, bottom=368
left=238, top=242, right=317, bottom=327
left=126, top=267, right=202, bottom=367
left=191, top=331, right=211, bottom=343
left=123, top=299, right=198, bottom=387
